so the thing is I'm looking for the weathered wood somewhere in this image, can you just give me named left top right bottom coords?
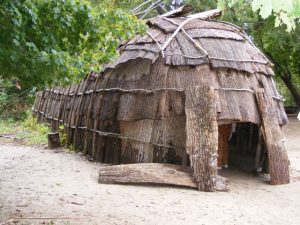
left=73, top=74, right=91, bottom=149
left=84, top=74, right=102, bottom=155
left=42, top=89, right=53, bottom=122
left=60, top=86, right=71, bottom=126
left=67, top=84, right=81, bottom=145
left=185, top=86, right=226, bottom=191
left=218, top=124, right=231, bottom=168
left=187, top=9, right=221, bottom=19
left=48, top=132, right=61, bottom=149
left=160, top=9, right=221, bottom=52
left=255, top=89, right=289, bottom=185
left=98, top=163, right=228, bottom=191
left=159, top=5, right=193, bottom=18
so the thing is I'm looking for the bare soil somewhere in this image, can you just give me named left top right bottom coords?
left=1, top=117, right=300, bottom=225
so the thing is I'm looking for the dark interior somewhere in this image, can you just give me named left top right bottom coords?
left=227, top=123, right=267, bottom=173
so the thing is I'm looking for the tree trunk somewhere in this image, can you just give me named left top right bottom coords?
left=264, top=51, right=300, bottom=111
left=280, top=74, right=300, bottom=110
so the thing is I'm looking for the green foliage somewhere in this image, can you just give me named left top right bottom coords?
left=0, top=79, right=35, bottom=120
left=218, top=0, right=300, bottom=31
left=20, top=112, right=50, bottom=145
left=58, top=124, right=67, bottom=146
left=276, top=79, right=298, bottom=106
left=185, top=0, right=217, bottom=12
left=0, top=0, right=146, bottom=87
left=0, top=112, right=50, bottom=145
left=21, top=112, right=49, bottom=135
left=0, top=119, right=16, bottom=134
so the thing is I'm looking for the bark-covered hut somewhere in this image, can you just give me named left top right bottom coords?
left=34, top=7, right=290, bottom=191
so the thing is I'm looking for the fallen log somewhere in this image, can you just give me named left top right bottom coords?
left=98, top=163, right=228, bottom=191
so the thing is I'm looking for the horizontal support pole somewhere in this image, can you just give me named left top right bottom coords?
left=44, top=87, right=283, bottom=101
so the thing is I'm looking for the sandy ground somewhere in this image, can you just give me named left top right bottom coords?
left=0, top=117, right=300, bottom=225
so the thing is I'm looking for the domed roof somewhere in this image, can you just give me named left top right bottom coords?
left=105, top=13, right=274, bottom=75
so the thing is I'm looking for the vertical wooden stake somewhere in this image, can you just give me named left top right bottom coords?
left=42, top=88, right=53, bottom=123
left=36, top=91, right=45, bottom=121
left=33, top=92, right=40, bottom=114
left=60, top=86, right=71, bottom=124
left=185, top=86, right=227, bottom=191
left=67, top=84, right=81, bottom=146
left=255, top=88, right=289, bottom=185
left=84, top=73, right=102, bottom=156
left=73, top=73, right=92, bottom=150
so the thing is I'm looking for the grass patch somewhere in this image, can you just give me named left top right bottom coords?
left=0, top=119, right=17, bottom=134
left=0, top=112, right=50, bottom=145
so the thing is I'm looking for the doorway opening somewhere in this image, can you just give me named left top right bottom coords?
left=218, top=123, right=268, bottom=173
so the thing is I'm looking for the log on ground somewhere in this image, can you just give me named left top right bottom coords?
left=98, top=163, right=228, bottom=191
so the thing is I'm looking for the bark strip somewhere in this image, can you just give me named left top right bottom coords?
left=255, top=88, right=290, bottom=185
left=185, top=86, right=226, bottom=191
left=98, top=163, right=227, bottom=191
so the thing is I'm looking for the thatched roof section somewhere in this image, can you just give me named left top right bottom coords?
left=104, top=15, right=273, bottom=75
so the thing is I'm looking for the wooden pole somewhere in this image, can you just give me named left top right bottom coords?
left=84, top=73, right=102, bottom=156
left=91, top=93, right=106, bottom=162
left=73, top=73, right=92, bottom=150
left=41, top=88, right=52, bottom=123
left=59, top=86, right=70, bottom=124
left=36, top=91, right=45, bottom=121
left=32, top=92, right=40, bottom=115
left=185, top=86, right=227, bottom=191
left=255, top=88, right=289, bottom=185
left=158, top=5, right=193, bottom=17
left=49, top=87, right=60, bottom=131
left=47, top=88, right=56, bottom=130
left=55, top=87, right=63, bottom=129
left=67, top=84, right=81, bottom=146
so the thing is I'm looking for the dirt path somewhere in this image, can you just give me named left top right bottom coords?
left=1, top=117, right=300, bottom=225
